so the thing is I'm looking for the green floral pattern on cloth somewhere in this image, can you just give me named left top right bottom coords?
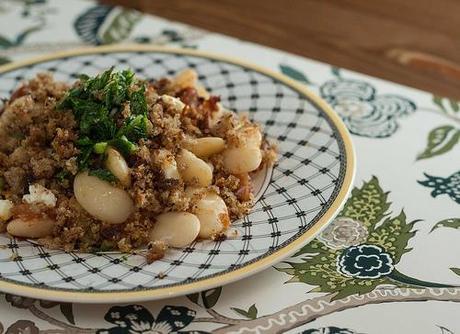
left=278, top=177, right=423, bottom=300
left=1, top=0, right=460, bottom=333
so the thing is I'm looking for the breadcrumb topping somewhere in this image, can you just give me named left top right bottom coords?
left=0, top=70, right=277, bottom=256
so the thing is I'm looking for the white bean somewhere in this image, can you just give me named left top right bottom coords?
left=173, top=69, right=197, bottom=90
left=150, top=212, right=200, bottom=247
left=183, top=137, right=225, bottom=159
left=176, top=149, right=213, bottom=187
left=172, top=69, right=209, bottom=97
left=105, top=147, right=131, bottom=187
left=0, top=200, right=13, bottom=221
left=193, top=192, right=230, bottom=239
left=240, top=126, right=262, bottom=148
left=160, top=95, right=185, bottom=113
left=74, top=172, right=134, bottom=224
left=209, top=104, right=229, bottom=129
left=152, top=149, right=180, bottom=180
left=7, top=217, right=54, bottom=238
left=222, top=147, right=262, bottom=174
left=196, top=84, right=210, bottom=99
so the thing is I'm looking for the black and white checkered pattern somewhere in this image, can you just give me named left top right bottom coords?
left=0, top=51, right=347, bottom=292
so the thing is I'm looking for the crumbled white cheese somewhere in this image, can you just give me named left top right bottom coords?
left=23, top=184, right=57, bottom=207
left=154, top=149, right=180, bottom=180
left=160, top=95, right=185, bottom=113
left=0, top=200, right=13, bottom=221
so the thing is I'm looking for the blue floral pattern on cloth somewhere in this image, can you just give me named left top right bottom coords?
left=320, top=79, right=416, bottom=138
left=302, top=327, right=358, bottom=334
left=97, top=305, right=209, bottom=334
left=418, top=171, right=460, bottom=204
left=338, top=244, right=394, bottom=279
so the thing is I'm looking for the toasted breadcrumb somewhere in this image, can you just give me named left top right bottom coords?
left=0, top=70, right=277, bottom=260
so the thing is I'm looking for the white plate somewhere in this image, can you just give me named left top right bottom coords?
left=0, top=45, right=355, bottom=303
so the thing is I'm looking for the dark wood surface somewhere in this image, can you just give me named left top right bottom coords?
left=105, top=0, right=460, bottom=99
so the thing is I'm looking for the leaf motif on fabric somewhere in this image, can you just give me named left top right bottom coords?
left=231, top=304, right=258, bottom=319
left=0, top=35, right=13, bottom=48
left=39, top=300, right=75, bottom=324
left=450, top=268, right=460, bottom=277
left=74, top=5, right=141, bottom=45
left=433, top=95, right=460, bottom=116
left=430, top=218, right=460, bottom=232
left=186, top=287, right=222, bottom=309
left=0, top=22, right=43, bottom=49
left=338, top=176, right=390, bottom=232
left=437, top=326, right=455, bottom=334
left=417, top=125, right=460, bottom=160
left=279, top=64, right=311, bottom=84
left=59, top=303, right=75, bottom=325
left=100, top=9, right=142, bottom=44
left=367, top=211, right=416, bottom=263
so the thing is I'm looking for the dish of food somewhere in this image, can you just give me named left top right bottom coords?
left=0, top=45, right=354, bottom=302
left=0, top=66, right=276, bottom=259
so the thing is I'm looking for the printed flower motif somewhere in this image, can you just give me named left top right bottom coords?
left=302, top=327, right=358, bottom=334
left=97, top=304, right=208, bottom=334
left=418, top=171, right=460, bottom=204
left=338, top=244, right=394, bottom=279
left=320, top=79, right=416, bottom=138
left=317, top=217, right=368, bottom=249
left=5, top=320, right=39, bottom=334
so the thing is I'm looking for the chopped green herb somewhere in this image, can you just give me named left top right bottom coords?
left=76, top=136, right=95, bottom=170
left=109, top=135, right=137, bottom=157
left=103, top=70, right=135, bottom=110
left=55, top=170, right=71, bottom=183
left=12, top=131, right=25, bottom=140
left=57, top=68, right=151, bottom=182
left=117, top=114, right=148, bottom=142
left=76, top=136, right=93, bottom=146
left=130, top=84, right=147, bottom=115
left=93, top=141, right=108, bottom=154
left=96, top=240, right=115, bottom=252
left=88, top=169, right=117, bottom=183
left=0, top=176, right=4, bottom=192
left=78, top=146, right=94, bottom=170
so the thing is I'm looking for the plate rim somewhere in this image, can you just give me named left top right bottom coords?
left=0, top=44, right=355, bottom=303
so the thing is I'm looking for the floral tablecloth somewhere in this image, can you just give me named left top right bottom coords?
left=0, top=1, right=459, bottom=333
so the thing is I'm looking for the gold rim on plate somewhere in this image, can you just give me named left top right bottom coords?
left=0, top=45, right=355, bottom=303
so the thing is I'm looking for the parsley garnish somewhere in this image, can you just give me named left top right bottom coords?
left=88, top=169, right=117, bottom=183
left=117, top=114, right=149, bottom=142
left=55, top=169, right=71, bottom=183
left=129, top=85, right=148, bottom=115
left=58, top=68, right=149, bottom=181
